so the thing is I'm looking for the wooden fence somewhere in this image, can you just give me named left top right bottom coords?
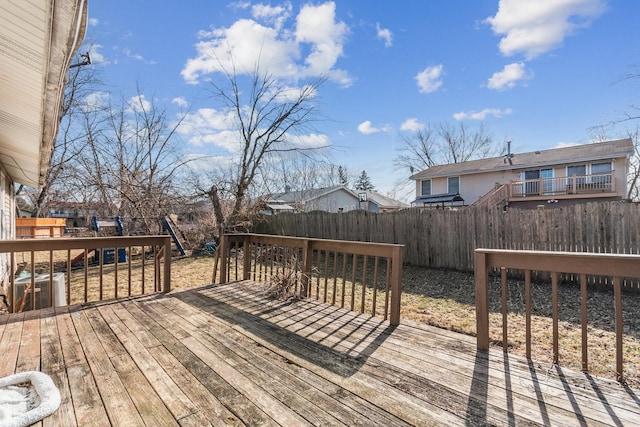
left=254, top=201, right=640, bottom=289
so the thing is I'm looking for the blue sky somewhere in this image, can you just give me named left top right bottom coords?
left=87, top=0, right=640, bottom=199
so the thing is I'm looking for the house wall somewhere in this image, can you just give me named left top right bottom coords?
left=0, top=166, right=15, bottom=297
left=459, top=170, right=519, bottom=203
left=304, top=189, right=360, bottom=212
left=416, top=154, right=630, bottom=205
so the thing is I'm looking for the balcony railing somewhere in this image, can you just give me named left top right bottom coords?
left=475, top=248, right=640, bottom=382
left=215, top=233, right=404, bottom=325
left=510, top=173, right=615, bottom=198
left=0, top=236, right=172, bottom=313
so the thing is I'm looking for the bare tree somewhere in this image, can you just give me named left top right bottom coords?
left=626, top=127, right=640, bottom=201
left=73, top=90, right=191, bottom=233
left=20, top=52, right=101, bottom=217
left=204, top=65, right=327, bottom=227
left=394, top=122, right=496, bottom=174
left=589, top=124, right=640, bottom=201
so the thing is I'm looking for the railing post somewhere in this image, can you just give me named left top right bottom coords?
left=163, top=236, right=171, bottom=293
left=389, top=245, right=403, bottom=325
left=242, top=235, right=251, bottom=280
left=219, top=233, right=228, bottom=284
left=475, top=250, right=490, bottom=351
left=613, top=276, right=624, bottom=381
left=301, top=238, right=313, bottom=297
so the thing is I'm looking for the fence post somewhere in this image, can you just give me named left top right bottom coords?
left=219, top=233, right=228, bottom=284
left=163, top=236, right=171, bottom=293
left=243, top=235, right=251, bottom=280
left=475, top=250, right=490, bottom=350
left=389, top=245, right=403, bottom=325
left=301, top=238, right=313, bottom=297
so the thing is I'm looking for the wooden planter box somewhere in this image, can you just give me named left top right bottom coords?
left=16, top=218, right=66, bottom=239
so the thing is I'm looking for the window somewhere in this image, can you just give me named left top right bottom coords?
left=567, top=164, right=587, bottom=189
left=591, top=162, right=611, bottom=174
left=421, top=179, right=431, bottom=196
left=567, top=165, right=586, bottom=176
left=448, top=176, right=460, bottom=194
left=540, top=169, right=553, bottom=193
left=591, top=162, right=612, bottom=187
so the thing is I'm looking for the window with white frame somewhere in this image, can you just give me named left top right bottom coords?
left=567, top=164, right=587, bottom=186
left=448, top=176, right=460, bottom=194
left=591, top=162, right=612, bottom=186
left=421, top=179, right=431, bottom=196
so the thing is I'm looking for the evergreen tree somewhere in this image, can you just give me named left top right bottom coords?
left=338, top=165, right=349, bottom=186
left=354, top=170, right=375, bottom=191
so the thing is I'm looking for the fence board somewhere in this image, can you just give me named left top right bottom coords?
left=256, top=202, right=640, bottom=291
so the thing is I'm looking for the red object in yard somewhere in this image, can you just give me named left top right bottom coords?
left=70, top=249, right=96, bottom=266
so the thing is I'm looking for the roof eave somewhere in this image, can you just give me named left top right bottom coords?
left=39, top=0, right=88, bottom=187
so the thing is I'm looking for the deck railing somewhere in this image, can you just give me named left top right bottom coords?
left=0, top=236, right=172, bottom=313
left=216, top=233, right=404, bottom=325
left=475, top=248, right=640, bottom=382
left=510, top=173, right=615, bottom=198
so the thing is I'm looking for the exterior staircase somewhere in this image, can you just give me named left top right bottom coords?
left=472, top=183, right=509, bottom=208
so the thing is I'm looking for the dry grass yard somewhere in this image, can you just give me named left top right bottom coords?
left=18, top=250, right=640, bottom=388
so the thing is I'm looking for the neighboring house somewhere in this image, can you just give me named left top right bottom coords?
left=0, top=1, right=87, bottom=280
left=410, top=138, right=634, bottom=209
left=47, top=201, right=103, bottom=227
left=264, top=186, right=409, bottom=214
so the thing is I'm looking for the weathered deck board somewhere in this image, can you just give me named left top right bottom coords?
left=1, top=280, right=638, bottom=426
left=209, top=284, right=630, bottom=426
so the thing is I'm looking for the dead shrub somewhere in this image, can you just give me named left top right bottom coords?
left=263, top=254, right=308, bottom=301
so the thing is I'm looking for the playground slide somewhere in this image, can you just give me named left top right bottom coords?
left=70, top=249, right=96, bottom=266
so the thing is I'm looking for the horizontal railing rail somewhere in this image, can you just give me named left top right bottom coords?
left=216, top=233, right=404, bottom=325
left=475, top=248, right=640, bottom=382
left=510, top=173, right=614, bottom=198
left=0, top=236, right=172, bottom=313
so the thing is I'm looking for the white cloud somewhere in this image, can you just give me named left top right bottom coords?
left=415, top=65, right=443, bottom=94
left=357, top=120, right=389, bottom=135
left=177, top=108, right=237, bottom=151
left=555, top=142, right=580, bottom=148
left=453, top=108, right=513, bottom=121
left=122, top=48, right=144, bottom=61
left=400, top=118, right=425, bottom=131
left=88, top=18, right=99, bottom=26
left=270, top=84, right=318, bottom=102
left=487, top=62, right=532, bottom=90
left=172, top=97, right=188, bottom=107
left=376, top=23, right=393, bottom=47
left=486, top=0, right=606, bottom=59
left=82, top=91, right=110, bottom=112
left=89, top=44, right=107, bottom=64
left=252, top=2, right=292, bottom=31
left=176, top=107, right=328, bottom=153
left=127, top=95, right=152, bottom=113
left=229, top=1, right=251, bottom=10
left=182, top=1, right=351, bottom=86
left=295, top=2, right=349, bottom=83
left=286, top=133, right=330, bottom=149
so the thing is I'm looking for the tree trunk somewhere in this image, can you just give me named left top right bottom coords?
left=208, top=185, right=225, bottom=227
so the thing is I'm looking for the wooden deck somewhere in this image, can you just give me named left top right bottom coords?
left=1, top=281, right=639, bottom=426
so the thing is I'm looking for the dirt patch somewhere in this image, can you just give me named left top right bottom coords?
left=400, top=264, right=640, bottom=388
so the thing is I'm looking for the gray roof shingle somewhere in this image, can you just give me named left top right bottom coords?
left=410, top=138, right=634, bottom=180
